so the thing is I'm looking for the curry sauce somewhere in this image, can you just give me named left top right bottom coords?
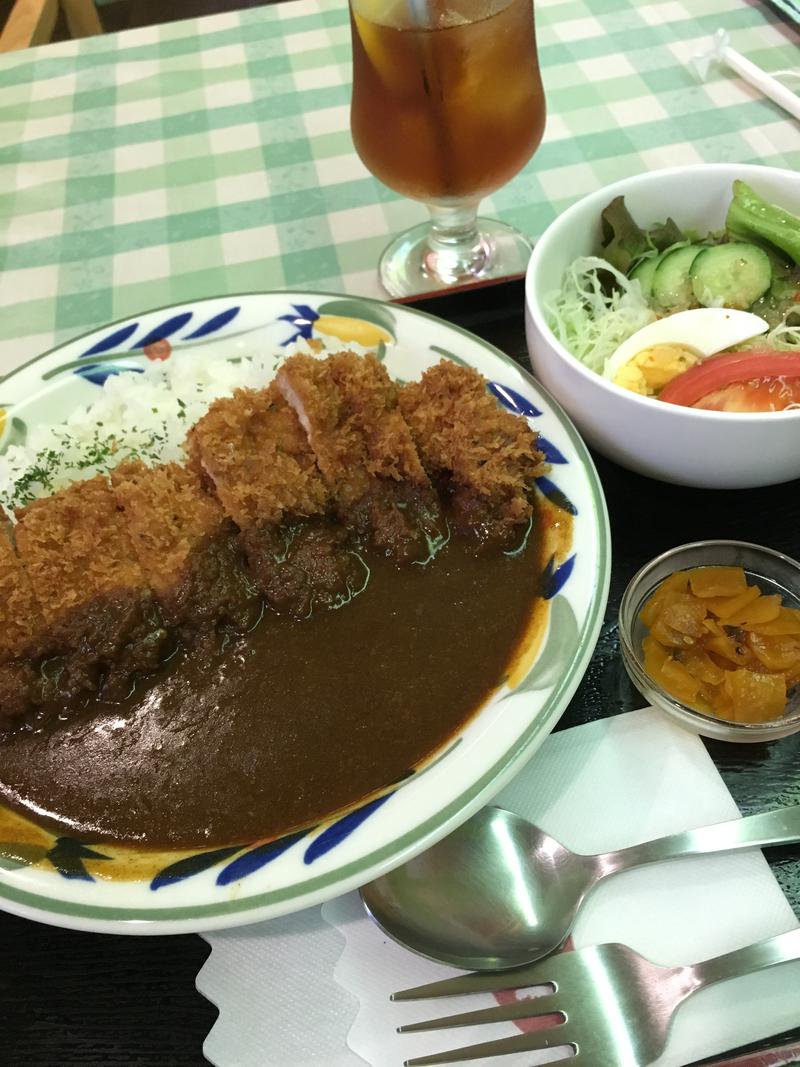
left=0, top=532, right=543, bottom=849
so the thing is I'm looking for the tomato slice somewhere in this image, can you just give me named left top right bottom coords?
left=693, top=378, right=800, bottom=412
left=659, top=350, right=800, bottom=408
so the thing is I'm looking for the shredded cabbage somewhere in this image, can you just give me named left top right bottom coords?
left=763, top=305, right=800, bottom=351
left=543, top=256, right=657, bottom=374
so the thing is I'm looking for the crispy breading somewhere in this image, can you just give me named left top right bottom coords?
left=276, top=352, right=370, bottom=509
left=399, top=361, right=545, bottom=543
left=15, top=474, right=146, bottom=637
left=0, top=525, right=48, bottom=663
left=112, top=459, right=258, bottom=633
left=276, top=351, right=429, bottom=505
left=276, top=352, right=444, bottom=560
left=186, top=383, right=363, bottom=616
left=112, top=460, right=224, bottom=599
left=0, top=526, right=49, bottom=719
left=186, top=383, right=329, bottom=529
left=14, top=474, right=167, bottom=700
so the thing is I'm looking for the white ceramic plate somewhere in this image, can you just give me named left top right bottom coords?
left=0, top=292, right=610, bottom=934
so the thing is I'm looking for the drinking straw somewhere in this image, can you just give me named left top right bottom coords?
left=691, top=29, right=800, bottom=122
left=405, top=0, right=441, bottom=101
left=406, top=0, right=430, bottom=27
left=405, top=0, right=455, bottom=196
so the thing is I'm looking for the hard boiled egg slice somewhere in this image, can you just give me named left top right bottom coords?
left=603, top=308, right=769, bottom=397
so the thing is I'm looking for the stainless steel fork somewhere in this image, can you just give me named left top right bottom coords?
left=393, top=928, right=800, bottom=1066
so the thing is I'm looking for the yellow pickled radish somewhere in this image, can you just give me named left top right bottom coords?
left=676, top=647, right=726, bottom=686
left=735, top=594, right=782, bottom=627
left=747, top=632, right=800, bottom=672
left=723, top=670, right=786, bottom=723
left=638, top=563, right=798, bottom=724
left=701, top=584, right=760, bottom=620
left=753, top=607, right=800, bottom=636
left=688, top=566, right=748, bottom=598
left=659, top=657, right=702, bottom=703
left=640, top=572, right=689, bottom=627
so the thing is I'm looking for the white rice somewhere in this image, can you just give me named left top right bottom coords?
left=0, top=350, right=284, bottom=515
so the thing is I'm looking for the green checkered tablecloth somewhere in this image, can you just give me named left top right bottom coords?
left=0, top=0, right=798, bottom=371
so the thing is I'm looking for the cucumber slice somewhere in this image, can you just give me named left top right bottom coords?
left=652, top=244, right=703, bottom=310
left=629, top=255, right=660, bottom=301
left=689, top=242, right=772, bottom=310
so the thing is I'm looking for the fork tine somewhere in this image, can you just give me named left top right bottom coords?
left=403, top=1026, right=576, bottom=1065
left=398, top=992, right=562, bottom=1033
left=392, top=965, right=550, bottom=1001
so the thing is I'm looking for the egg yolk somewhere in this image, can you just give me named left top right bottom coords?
left=613, top=344, right=702, bottom=396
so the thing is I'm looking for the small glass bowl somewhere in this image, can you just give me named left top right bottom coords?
left=619, top=540, right=800, bottom=743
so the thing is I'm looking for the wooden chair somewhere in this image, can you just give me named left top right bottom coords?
left=0, top=0, right=103, bottom=52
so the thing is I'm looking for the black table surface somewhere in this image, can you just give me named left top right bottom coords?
left=2, top=279, right=799, bottom=1065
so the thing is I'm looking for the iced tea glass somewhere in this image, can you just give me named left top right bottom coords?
left=349, top=0, right=546, bottom=297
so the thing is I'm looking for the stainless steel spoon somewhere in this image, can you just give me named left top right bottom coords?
left=360, top=804, right=800, bottom=971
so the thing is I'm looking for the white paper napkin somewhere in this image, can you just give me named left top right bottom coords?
left=198, top=708, right=800, bottom=1067
left=200, top=907, right=364, bottom=1067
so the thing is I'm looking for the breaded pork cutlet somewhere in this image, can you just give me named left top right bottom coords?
left=111, top=459, right=259, bottom=639
left=14, top=474, right=168, bottom=701
left=276, top=352, right=445, bottom=562
left=187, top=383, right=365, bottom=618
left=399, top=361, right=545, bottom=547
left=0, top=526, right=50, bottom=719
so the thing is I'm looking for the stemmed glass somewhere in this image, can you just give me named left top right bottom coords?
left=349, top=0, right=546, bottom=297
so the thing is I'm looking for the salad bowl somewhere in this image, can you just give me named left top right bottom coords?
left=525, top=164, right=800, bottom=489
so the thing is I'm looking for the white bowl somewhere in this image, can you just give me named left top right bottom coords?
left=525, top=163, right=800, bottom=489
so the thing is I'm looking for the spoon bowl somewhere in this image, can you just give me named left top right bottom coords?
left=360, top=807, right=597, bottom=970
